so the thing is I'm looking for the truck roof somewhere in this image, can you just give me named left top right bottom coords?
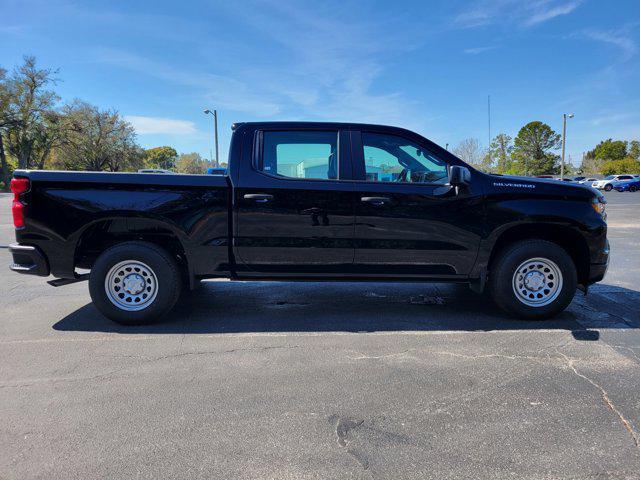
left=233, top=121, right=421, bottom=134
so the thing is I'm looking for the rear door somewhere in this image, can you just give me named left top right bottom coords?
left=351, top=129, right=483, bottom=278
left=234, top=128, right=355, bottom=276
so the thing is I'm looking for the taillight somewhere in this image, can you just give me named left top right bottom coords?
left=10, top=178, right=29, bottom=229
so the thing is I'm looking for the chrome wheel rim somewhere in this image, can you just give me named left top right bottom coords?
left=512, top=257, right=563, bottom=307
left=105, top=260, right=158, bottom=311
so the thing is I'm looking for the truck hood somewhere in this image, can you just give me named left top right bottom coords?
left=487, top=174, right=601, bottom=200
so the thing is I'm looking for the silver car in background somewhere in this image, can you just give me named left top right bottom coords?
left=592, top=174, right=636, bottom=191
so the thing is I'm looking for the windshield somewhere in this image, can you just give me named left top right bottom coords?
left=604, top=175, right=615, bottom=180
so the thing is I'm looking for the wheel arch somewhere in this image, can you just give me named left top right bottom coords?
left=73, top=216, right=194, bottom=288
left=487, top=223, right=590, bottom=285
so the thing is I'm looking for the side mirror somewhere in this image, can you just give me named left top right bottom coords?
left=449, top=165, right=471, bottom=187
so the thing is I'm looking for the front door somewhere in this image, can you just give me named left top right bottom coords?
left=234, top=129, right=355, bottom=275
left=351, top=130, right=483, bottom=278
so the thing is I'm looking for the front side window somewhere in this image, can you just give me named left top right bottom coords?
left=362, top=132, right=448, bottom=184
left=261, top=131, right=338, bottom=180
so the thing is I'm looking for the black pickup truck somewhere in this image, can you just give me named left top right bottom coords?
left=9, top=121, right=609, bottom=324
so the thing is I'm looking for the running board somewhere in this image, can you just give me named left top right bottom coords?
left=48, top=274, right=90, bottom=287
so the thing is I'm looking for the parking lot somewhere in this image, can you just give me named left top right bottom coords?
left=1, top=191, right=639, bottom=479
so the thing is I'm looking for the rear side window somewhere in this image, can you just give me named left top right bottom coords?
left=261, top=131, right=338, bottom=180
left=361, top=132, right=448, bottom=184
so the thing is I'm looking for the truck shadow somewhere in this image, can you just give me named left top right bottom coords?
left=53, top=281, right=640, bottom=339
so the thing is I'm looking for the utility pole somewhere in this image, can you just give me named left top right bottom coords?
left=561, top=113, right=574, bottom=179
left=488, top=95, right=491, bottom=147
left=204, top=109, right=219, bottom=167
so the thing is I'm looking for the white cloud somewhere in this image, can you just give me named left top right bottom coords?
left=523, top=1, right=582, bottom=26
left=96, top=49, right=282, bottom=116
left=95, top=2, right=436, bottom=132
left=583, top=28, right=638, bottom=62
left=0, top=25, right=25, bottom=36
left=589, top=111, right=638, bottom=127
left=454, top=0, right=583, bottom=29
left=464, top=46, right=498, bottom=55
left=125, top=115, right=198, bottom=135
left=221, top=1, right=430, bottom=130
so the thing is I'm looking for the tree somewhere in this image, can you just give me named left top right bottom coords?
left=56, top=101, right=140, bottom=172
left=629, top=140, right=640, bottom=160
left=592, top=139, right=627, bottom=161
left=31, top=110, right=67, bottom=169
left=175, top=152, right=210, bottom=174
left=144, top=146, right=177, bottom=170
left=105, top=141, right=144, bottom=172
left=453, top=138, right=487, bottom=169
left=512, top=121, right=561, bottom=176
left=489, top=133, right=513, bottom=174
left=578, top=154, right=603, bottom=176
left=1, top=56, right=59, bottom=170
left=0, top=67, right=11, bottom=189
left=601, top=157, right=640, bottom=176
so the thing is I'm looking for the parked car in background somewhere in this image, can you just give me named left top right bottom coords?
left=578, top=178, right=599, bottom=185
left=592, top=175, right=636, bottom=191
left=206, top=167, right=227, bottom=175
left=614, top=177, right=640, bottom=192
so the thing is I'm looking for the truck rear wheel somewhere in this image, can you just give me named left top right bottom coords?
left=488, top=240, right=577, bottom=320
left=89, top=242, right=182, bottom=325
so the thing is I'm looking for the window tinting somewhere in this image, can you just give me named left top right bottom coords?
left=362, top=132, right=448, bottom=184
left=262, top=131, right=338, bottom=180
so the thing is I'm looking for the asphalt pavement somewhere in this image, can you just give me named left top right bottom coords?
left=1, top=191, right=639, bottom=479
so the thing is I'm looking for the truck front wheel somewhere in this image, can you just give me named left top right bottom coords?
left=488, top=240, right=577, bottom=319
left=89, top=242, right=182, bottom=325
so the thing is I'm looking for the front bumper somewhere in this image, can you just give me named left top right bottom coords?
left=9, top=244, right=50, bottom=276
left=587, top=239, right=609, bottom=285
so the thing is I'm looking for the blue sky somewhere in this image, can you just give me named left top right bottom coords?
left=2, top=0, right=639, bottom=166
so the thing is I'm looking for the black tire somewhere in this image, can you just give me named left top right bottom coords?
left=604, top=184, right=613, bottom=191
left=89, top=241, right=182, bottom=325
left=488, top=240, right=577, bottom=320
left=629, top=185, right=638, bottom=193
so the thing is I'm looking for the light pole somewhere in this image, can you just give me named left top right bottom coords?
left=203, top=109, right=219, bottom=167
left=561, top=113, right=574, bottom=179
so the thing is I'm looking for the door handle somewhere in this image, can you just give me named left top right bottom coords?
left=361, top=196, right=390, bottom=206
left=244, top=193, right=273, bottom=203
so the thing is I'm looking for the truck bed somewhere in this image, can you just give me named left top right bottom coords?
left=12, top=170, right=231, bottom=280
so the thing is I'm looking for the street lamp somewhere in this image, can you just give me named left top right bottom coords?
left=203, top=109, right=219, bottom=167
left=561, top=113, right=574, bottom=179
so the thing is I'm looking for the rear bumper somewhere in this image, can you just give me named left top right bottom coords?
left=9, top=244, right=50, bottom=276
